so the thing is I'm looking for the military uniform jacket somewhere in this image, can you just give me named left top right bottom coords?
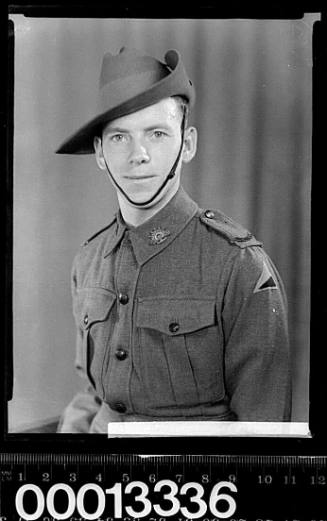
left=59, top=187, right=291, bottom=433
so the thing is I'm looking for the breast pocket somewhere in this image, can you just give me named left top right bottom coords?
left=74, top=288, right=116, bottom=389
left=136, top=298, right=224, bottom=407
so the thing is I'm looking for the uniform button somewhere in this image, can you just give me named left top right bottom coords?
left=115, top=349, right=128, bottom=361
left=205, top=210, right=215, bottom=219
left=118, top=293, right=129, bottom=305
left=83, top=314, right=89, bottom=325
left=114, top=402, right=127, bottom=413
left=169, top=322, right=180, bottom=333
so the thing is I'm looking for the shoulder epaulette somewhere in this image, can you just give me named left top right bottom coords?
left=81, top=216, right=117, bottom=247
left=200, top=209, right=262, bottom=248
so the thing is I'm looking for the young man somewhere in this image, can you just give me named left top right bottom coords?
left=56, top=47, right=291, bottom=433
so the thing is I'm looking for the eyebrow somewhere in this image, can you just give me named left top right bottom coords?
left=105, top=124, right=172, bottom=134
left=105, top=126, right=129, bottom=134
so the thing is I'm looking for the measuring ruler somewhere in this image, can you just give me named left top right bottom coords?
left=0, top=453, right=326, bottom=520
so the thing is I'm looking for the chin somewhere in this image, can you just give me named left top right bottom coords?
left=123, top=183, right=164, bottom=205
left=120, top=178, right=179, bottom=208
left=129, top=193, right=163, bottom=208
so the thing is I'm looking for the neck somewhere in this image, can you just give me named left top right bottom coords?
left=118, top=181, right=180, bottom=227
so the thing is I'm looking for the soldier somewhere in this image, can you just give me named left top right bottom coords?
left=56, top=47, right=291, bottom=433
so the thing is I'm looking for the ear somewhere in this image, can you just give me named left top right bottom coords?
left=182, top=126, right=197, bottom=164
left=93, top=136, right=106, bottom=170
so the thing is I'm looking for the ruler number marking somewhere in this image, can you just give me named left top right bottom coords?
left=228, top=474, right=237, bottom=484
left=310, top=475, right=326, bottom=485
left=258, top=474, right=273, bottom=485
left=283, top=475, right=296, bottom=485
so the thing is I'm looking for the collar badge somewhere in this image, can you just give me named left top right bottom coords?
left=148, top=227, right=171, bottom=245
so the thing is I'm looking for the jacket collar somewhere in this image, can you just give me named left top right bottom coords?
left=104, top=186, right=198, bottom=264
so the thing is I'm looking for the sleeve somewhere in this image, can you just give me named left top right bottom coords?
left=57, top=256, right=102, bottom=433
left=57, top=385, right=102, bottom=433
left=221, top=246, right=292, bottom=421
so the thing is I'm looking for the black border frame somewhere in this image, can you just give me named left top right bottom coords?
left=2, top=1, right=326, bottom=457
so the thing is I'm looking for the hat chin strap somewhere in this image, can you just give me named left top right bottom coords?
left=101, top=111, right=186, bottom=208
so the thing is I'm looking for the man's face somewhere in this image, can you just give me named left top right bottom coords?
left=94, top=98, right=195, bottom=207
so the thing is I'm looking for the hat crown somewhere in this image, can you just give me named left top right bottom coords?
left=99, top=47, right=169, bottom=89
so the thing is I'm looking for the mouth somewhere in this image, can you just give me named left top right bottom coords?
left=124, top=175, right=156, bottom=181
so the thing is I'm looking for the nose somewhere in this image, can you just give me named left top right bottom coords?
left=129, top=139, right=150, bottom=165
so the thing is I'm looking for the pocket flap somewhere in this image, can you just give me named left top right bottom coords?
left=137, top=298, right=216, bottom=335
left=75, top=288, right=116, bottom=329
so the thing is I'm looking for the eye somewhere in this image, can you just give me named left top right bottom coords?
left=152, top=130, right=167, bottom=139
left=110, top=133, right=127, bottom=143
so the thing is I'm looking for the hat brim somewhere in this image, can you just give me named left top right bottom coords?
left=56, top=50, right=195, bottom=155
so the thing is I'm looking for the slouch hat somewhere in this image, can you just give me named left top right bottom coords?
left=56, top=47, right=195, bottom=154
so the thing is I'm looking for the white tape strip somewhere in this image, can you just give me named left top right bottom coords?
left=108, top=421, right=310, bottom=438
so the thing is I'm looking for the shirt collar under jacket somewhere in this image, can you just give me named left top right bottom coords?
left=103, top=186, right=198, bottom=265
